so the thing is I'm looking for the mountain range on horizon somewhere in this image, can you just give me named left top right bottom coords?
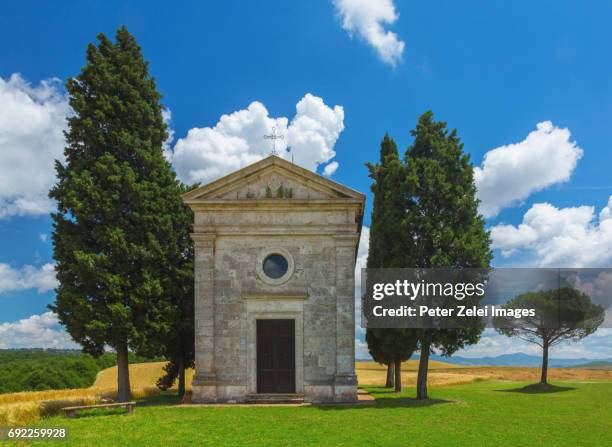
left=430, top=352, right=612, bottom=368
left=358, top=352, right=612, bottom=368
left=4, top=348, right=611, bottom=369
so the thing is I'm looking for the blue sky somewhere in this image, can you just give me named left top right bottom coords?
left=1, top=0, right=611, bottom=358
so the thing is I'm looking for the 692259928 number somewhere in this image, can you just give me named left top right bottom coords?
left=1, top=427, right=68, bottom=440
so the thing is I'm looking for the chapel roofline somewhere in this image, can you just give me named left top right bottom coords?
left=182, top=155, right=366, bottom=264
left=182, top=155, right=365, bottom=203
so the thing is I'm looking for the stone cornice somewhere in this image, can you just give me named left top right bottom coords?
left=333, top=234, right=360, bottom=246
left=242, top=291, right=309, bottom=301
left=186, top=199, right=364, bottom=212
left=191, top=233, right=216, bottom=246
left=192, top=225, right=360, bottom=236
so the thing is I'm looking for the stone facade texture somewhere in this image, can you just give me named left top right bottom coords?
left=183, top=156, right=365, bottom=403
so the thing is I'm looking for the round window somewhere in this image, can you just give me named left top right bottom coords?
left=262, top=254, right=289, bottom=279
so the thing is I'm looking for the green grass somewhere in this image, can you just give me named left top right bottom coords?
left=20, top=381, right=612, bottom=447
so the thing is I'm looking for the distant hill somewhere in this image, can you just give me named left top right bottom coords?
left=571, top=361, right=612, bottom=370
left=0, top=349, right=163, bottom=393
left=429, top=353, right=612, bottom=368
left=358, top=352, right=612, bottom=368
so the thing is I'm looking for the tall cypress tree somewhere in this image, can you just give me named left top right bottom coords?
left=366, top=133, right=401, bottom=269
left=403, top=111, right=492, bottom=399
left=49, top=27, right=190, bottom=402
left=157, top=183, right=196, bottom=399
left=366, top=134, right=418, bottom=392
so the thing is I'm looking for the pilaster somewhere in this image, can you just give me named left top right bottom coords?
left=191, top=233, right=217, bottom=402
left=333, top=234, right=359, bottom=402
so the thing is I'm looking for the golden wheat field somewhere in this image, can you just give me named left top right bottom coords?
left=94, top=359, right=612, bottom=390
left=355, top=360, right=612, bottom=386
left=92, top=362, right=195, bottom=389
left=89, top=360, right=474, bottom=391
left=0, top=366, right=163, bottom=427
left=2, top=360, right=611, bottom=426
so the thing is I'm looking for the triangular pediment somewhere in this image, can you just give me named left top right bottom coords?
left=182, top=156, right=364, bottom=203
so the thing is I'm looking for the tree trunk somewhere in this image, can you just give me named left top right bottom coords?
left=385, top=362, right=395, bottom=388
left=177, top=356, right=186, bottom=398
left=116, top=342, right=132, bottom=402
left=394, top=358, right=402, bottom=392
left=417, top=340, right=430, bottom=400
left=540, top=341, right=549, bottom=384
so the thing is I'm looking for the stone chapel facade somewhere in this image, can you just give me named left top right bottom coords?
left=183, top=155, right=365, bottom=403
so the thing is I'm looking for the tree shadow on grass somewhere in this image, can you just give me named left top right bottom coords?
left=324, top=386, right=455, bottom=409
left=496, top=383, right=577, bottom=394
left=135, top=393, right=182, bottom=407
left=371, top=397, right=453, bottom=408
left=316, top=395, right=453, bottom=411
left=64, top=407, right=133, bottom=419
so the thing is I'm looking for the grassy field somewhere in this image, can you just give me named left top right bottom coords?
left=2, top=360, right=611, bottom=446
left=19, top=381, right=611, bottom=447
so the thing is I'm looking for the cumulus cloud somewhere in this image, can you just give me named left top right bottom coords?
left=566, top=271, right=612, bottom=315
left=355, top=338, right=370, bottom=359
left=456, top=328, right=611, bottom=360
left=161, top=108, right=174, bottom=162
left=0, top=263, right=57, bottom=294
left=0, top=74, right=69, bottom=218
left=169, top=94, right=344, bottom=185
left=0, top=312, right=77, bottom=349
left=354, top=224, right=611, bottom=360
left=491, top=196, right=612, bottom=267
left=355, top=225, right=369, bottom=286
left=323, top=161, right=339, bottom=177
left=333, top=0, right=405, bottom=67
left=288, top=95, right=345, bottom=170
left=354, top=226, right=369, bottom=354
left=475, top=121, right=583, bottom=218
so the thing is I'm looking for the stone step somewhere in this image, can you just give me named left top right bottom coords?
left=245, top=393, right=305, bottom=403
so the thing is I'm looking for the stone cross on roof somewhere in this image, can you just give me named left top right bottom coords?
left=263, top=126, right=284, bottom=156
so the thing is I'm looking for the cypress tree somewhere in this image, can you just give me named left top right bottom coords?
left=365, top=329, right=394, bottom=388
left=365, top=134, right=418, bottom=392
left=49, top=27, right=189, bottom=402
left=157, top=184, right=196, bottom=399
left=403, top=111, right=492, bottom=399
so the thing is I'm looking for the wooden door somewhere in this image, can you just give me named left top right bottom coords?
left=256, top=319, right=295, bottom=393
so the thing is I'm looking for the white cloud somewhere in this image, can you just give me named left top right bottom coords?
left=323, top=161, right=339, bottom=177
left=355, top=338, right=370, bottom=359
left=0, top=312, right=78, bottom=349
left=169, top=94, right=344, bottom=185
left=162, top=108, right=174, bottom=162
left=0, top=262, right=57, bottom=294
left=39, top=234, right=48, bottom=243
left=0, top=74, right=69, bottom=218
left=288, top=95, right=344, bottom=170
left=354, top=226, right=369, bottom=355
left=333, top=0, right=405, bottom=67
left=355, top=223, right=612, bottom=360
left=355, top=225, right=369, bottom=285
left=475, top=121, right=583, bottom=218
left=564, top=271, right=612, bottom=311
left=491, top=196, right=612, bottom=267
left=456, top=328, right=611, bottom=360
left=456, top=329, right=543, bottom=358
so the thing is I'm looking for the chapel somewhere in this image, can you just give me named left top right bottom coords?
left=183, top=155, right=365, bottom=402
